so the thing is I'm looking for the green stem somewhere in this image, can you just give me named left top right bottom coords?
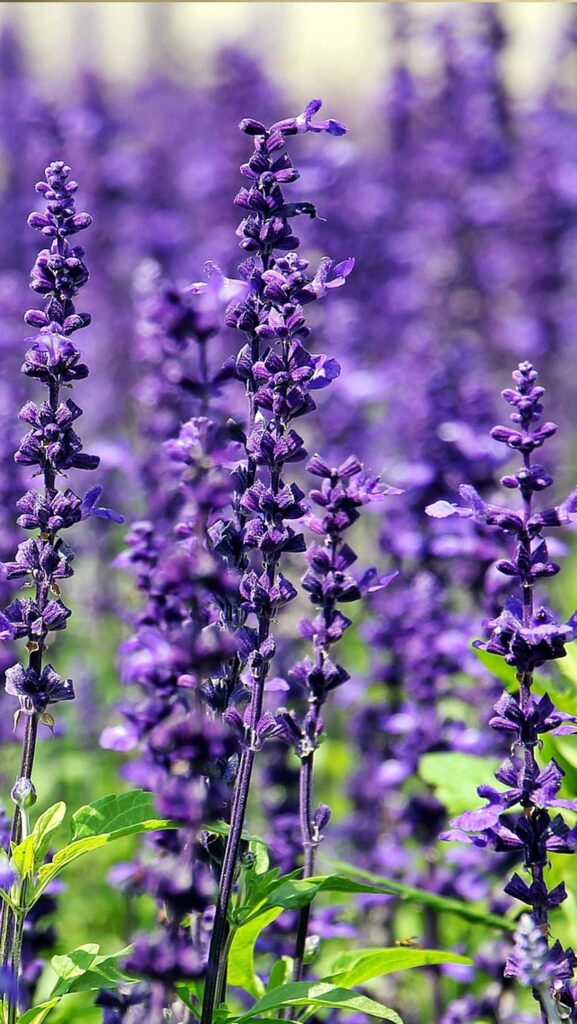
left=6, top=910, right=25, bottom=1024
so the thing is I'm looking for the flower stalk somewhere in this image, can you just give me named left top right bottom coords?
left=200, top=101, right=352, bottom=1024
left=275, top=455, right=399, bottom=979
left=0, top=162, right=121, bottom=1010
left=428, top=362, right=577, bottom=1016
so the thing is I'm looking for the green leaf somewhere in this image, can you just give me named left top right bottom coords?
left=237, top=981, right=403, bottom=1022
left=0, top=885, right=19, bottom=915
left=266, top=957, right=293, bottom=992
left=71, top=790, right=171, bottom=840
left=49, top=943, right=135, bottom=998
left=419, top=752, right=501, bottom=818
left=553, top=735, right=577, bottom=772
left=175, top=981, right=202, bottom=1017
left=321, top=858, right=515, bottom=932
left=30, top=802, right=67, bottom=865
left=17, top=1000, right=61, bottom=1024
left=228, top=907, right=284, bottom=997
left=244, top=874, right=391, bottom=923
left=11, top=835, right=35, bottom=882
left=28, top=791, right=177, bottom=905
left=557, top=643, right=577, bottom=688
left=203, top=821, right=268, bottom=848
left=249, top=837, right=269, bottom=876
left=51, top=943, right=99, bottom=985
left=470, top=644, right=518, bottom=690
left=327, top=946, right=473, bottom=987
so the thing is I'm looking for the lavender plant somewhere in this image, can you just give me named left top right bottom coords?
left=428, top=362, right=577, bottom=1019
left=276, top=455, right=399, bottom=979
left=198, top=99, right=355, bottom=1023
left=0, top=166, right=184, bottom=1024
left=0, top=162, right=127, bottom=1018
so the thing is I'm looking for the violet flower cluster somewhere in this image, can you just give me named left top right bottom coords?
left=196, top=100, right=352, bottom=1024
left=0, top=162, right=120, bottom=810
left=275, top=454, right=399, bottom=977
left=428, top=362, right=577, bottom=1014
left=109, top=288, right=240, bottom=1021
left=0, top=163, right=121, bottom=1005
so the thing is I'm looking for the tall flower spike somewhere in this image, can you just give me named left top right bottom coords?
left=427, top=362, right=577, bottom=1015
left=278, top=455, right=399, bottom=981
left=0, top=164, right=121, bottom=996
left=200, top=102, right=351, bottom=1024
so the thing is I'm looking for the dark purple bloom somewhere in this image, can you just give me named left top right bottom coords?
left=434, top=363, right=577, bottom=1004
left=5, top=663, right=74, bottom=714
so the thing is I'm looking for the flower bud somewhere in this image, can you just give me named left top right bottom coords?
left=11, top=777, right=37, bottom=809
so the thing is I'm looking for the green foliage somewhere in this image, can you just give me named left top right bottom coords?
left=17, top=1001, right=61, bottom=1024
left=419, top=752, right=501, bottom=818
left=10, top=945, right=134, bottom=1024
left=203, top=820, right=269, bottom=849
left=256, top=875, right=387, bottom=914
left=70, top=791, right=168, bottom=841
left=228, top=907, right=284, bottom=996
left=30, top=804, right=67, bottom=865
left=235, top=981, right=404, bottom=1022
left=26, top=791, right=177, bottom=906
left=323, top=857, right=515, bottom=932
left=470, top=644, right=518, bottom=690
left=326, top=946, right=473, bottom=987
left=50, top=944, right=134, bottom=997
left=265, top=957, right=293, bottom=991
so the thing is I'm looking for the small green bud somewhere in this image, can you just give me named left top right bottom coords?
left=11, top=778, right=37, bottom=810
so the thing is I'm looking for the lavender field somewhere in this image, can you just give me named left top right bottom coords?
left=3, top=4, right=577, bottom=1023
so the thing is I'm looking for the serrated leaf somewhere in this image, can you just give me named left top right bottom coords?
left=50, top=944, right=135, bottom=998
left=16, top=999, right=61, bottom=1024
left=228, top=907, right=284, bottom=997
left=322, top=857, right=515, bottom=932
left=51, top=943, right=99, bottom=981
left=53, top=943, right=101, bottom=975
left=237, top=981, right=403, bottom=1022
left=71, top=790, right=169, bottom=840
left=28, top=792, right=177, bottom=907
left=327, top=946, right=473, bottom=987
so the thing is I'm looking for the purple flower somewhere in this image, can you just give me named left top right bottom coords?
left=5, top=663, right=74, bottom=714
left=436, top=363, right=577, bottom=1003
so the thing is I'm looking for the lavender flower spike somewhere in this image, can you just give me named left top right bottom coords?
left=200, top=103, right=350, bottom=1024
left=278, top=455, right=399, bottom=980
left=428, top=362, right=577, bottom=1017
left=0, top=164, right=121, bottom=994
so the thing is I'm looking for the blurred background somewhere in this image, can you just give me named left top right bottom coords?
left=0, top=3, right=571, bottom=116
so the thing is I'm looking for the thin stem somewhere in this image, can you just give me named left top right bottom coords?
left=10, top=714, right=38, bottom=849
left=200, top=744, right=255, bottom=1024
left=0, top=713, right=38, bottom=974
left=6, top=906, right=26, bottom=1024
left=0, top=227, right=64, bottom=980
left=293, top=531, right=339, bottom=982
left=292, top=751, right=317, bottom=982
